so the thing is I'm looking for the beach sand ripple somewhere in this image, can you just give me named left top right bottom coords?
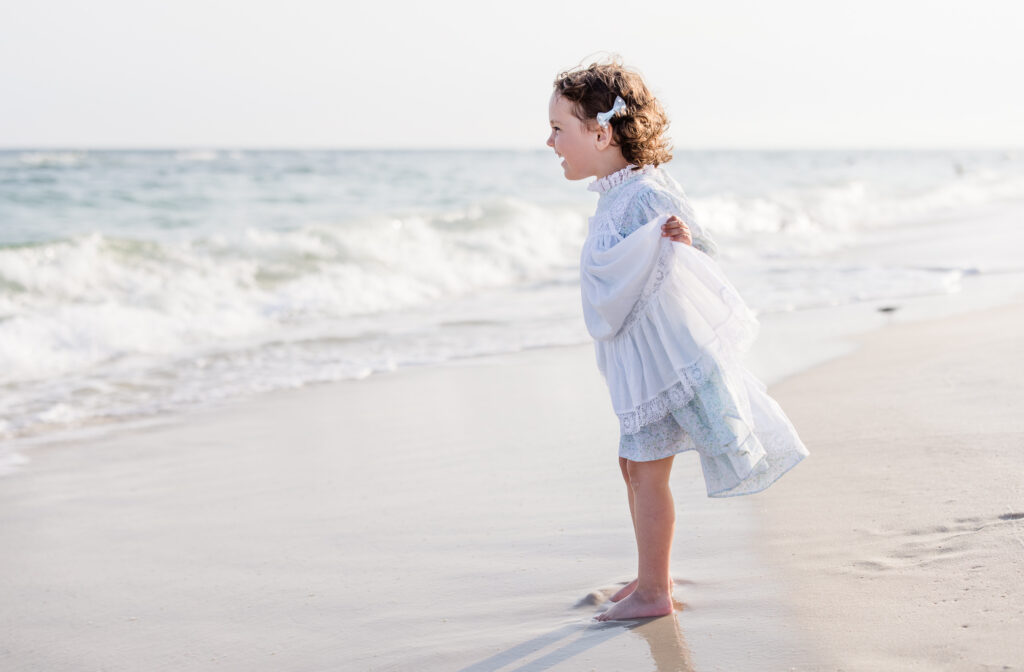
left=758, top=300, right=1024, bottom=671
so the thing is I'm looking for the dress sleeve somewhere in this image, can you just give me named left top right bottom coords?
left=619, top=187, right=719, bottom=259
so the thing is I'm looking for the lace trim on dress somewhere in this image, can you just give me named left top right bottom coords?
left=587, top=164, right=656, bottom=194
left=615, top=291, right=759, bottom=435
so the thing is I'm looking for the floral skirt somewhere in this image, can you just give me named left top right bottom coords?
left=618, top=359, right=808, bottom=498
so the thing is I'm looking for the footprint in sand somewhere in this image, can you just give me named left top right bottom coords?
left=847, top=512, right=1024, bottom=573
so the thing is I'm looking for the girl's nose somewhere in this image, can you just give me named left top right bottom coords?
left=546, top=134, right=554, bottom=148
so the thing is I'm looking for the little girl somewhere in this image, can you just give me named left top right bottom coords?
left=547, top=60, right=810, bottom=622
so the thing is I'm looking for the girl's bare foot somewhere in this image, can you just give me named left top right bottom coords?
left=609, top=578, right=638, bottom=602
left=596, top=588, right=674, bottom=621
left=609, top=575, right=675, bottom=603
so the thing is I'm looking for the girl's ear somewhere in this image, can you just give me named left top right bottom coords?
left=592, top=121, right=614, bottom=151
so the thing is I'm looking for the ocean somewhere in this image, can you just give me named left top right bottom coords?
left=2, top=148, right=1024, bottom=453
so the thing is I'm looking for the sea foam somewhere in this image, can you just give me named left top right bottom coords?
left=2, top=148, right=1023, bottom=443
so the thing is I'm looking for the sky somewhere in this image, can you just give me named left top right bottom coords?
left=1, top=0, right=1022, bottom=150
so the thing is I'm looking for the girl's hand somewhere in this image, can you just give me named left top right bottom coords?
left=661, top=215, right=692, bottom=245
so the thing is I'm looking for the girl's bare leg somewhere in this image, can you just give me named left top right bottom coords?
left=610, top=458, right=639, bottom=602
left=597, top=456, right=676, bottom=621
left=609, top=457, right=675, bottom=603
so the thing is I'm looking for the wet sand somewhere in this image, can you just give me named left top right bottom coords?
left=0, top=342, right=815, bottom=670
left=1, top=299, right=1022, bottom=670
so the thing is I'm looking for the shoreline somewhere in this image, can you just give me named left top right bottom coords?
left=2, top=293, right=1022, bottom=669
left=0, top=332, right=823, bottom=671
left=5, top=263, right=1024, bottom=476
left=6, top=191, right=1024, bottom=470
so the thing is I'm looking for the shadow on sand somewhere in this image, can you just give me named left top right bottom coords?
left=458, top=595, right=695, bottom=672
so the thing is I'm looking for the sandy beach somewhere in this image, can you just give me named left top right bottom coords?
left=2, top=297, right=1023, bottom=671
left=757, top=299, right=1024, bottom=670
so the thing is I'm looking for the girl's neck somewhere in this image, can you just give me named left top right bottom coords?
left=593, top=154, right=630, bottom=180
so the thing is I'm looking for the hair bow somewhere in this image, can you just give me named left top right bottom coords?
left=596, top=96, right=627, bottom=128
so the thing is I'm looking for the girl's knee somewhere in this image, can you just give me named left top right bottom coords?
left=625, top=456, right=673, bottom=489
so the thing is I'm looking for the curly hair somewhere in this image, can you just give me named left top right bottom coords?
left=553, top=58, right=672, bottom=169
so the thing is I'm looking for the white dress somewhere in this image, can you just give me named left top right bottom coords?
left=580, top=164, right=809, bottom=498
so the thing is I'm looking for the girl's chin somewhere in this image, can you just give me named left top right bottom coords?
left=561, top=163, right=586, bottom=181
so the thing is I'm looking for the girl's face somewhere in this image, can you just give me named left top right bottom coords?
left=546, top=92, right=600, bottom=181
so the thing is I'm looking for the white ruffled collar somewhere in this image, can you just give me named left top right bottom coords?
left=587, top=164, right=656, bottom=194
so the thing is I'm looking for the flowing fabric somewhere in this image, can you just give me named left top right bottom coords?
left=581, top=165, right=808, bottom=497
